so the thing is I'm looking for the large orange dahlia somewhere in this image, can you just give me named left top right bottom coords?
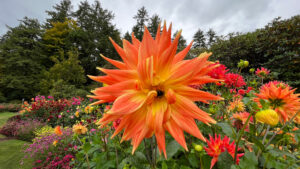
left=88, top=23, right=222, bottom=157
left=254, top=81, right=300, bottom=123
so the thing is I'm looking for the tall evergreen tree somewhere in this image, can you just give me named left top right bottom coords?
left=206, top=28, right=216, bottom=47
left=72, top=0, right=121, bottom=80
left=132, top=6, right=149, bottom=41
left=193, top=29, right=206, bottom=48
left=43, top=19, right=79, bottom=61
left=123, top=31, right=132, bottom=42
left=173, top=31, right=187, bottom=52
left=147, top=14, right=161, bottom=37
left=0, top=18, right=46, bottom=100
left=45, top=0, right=72, bottom=27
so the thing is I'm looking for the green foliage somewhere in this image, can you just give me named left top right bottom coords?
left=132, top=6, right=149, bottom=41
left=0, top=17, right=47, bottom=100
left=73, top=0, right=122, bottom=77
left=34, top=125, right=54, bottom=139
left=48, top=80, right=88, bottom=99
left=45, top=0, right=72, bottom=26
left=193, top=29, right=206, bottom=49
left=210, top=15, right=300, bottom=89
left=147, top=14, right=162, bottom=37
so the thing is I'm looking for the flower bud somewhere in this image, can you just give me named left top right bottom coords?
left=194, top=144, right=203, bottom=152
left=249, top=68, right=255, bottom=73
left=243, top=61, right=249, bottom=67
left=255, top=109, right=279, bottom=126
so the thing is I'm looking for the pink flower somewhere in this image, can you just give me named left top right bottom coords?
left=58, top=115, right=62, bottom=118
left=90, top=128, right=96, bottom=133
left=255, top=67, right=270, bottom=77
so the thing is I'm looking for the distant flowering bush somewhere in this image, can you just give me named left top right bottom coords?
left=0, top=103, right=21, bottom=112
left=0, top=118, right=45, bottom=141
left=22, top=128, right=75, bottom=169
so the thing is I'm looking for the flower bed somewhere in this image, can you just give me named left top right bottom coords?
left=3, top=23, right=299, bottom=169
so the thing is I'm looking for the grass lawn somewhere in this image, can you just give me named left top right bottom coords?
left=0, top=112, right=16, bottom=127
left=0, top=112, right=32, bottom=169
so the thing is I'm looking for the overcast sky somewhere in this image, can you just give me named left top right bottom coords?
left=0, top=0, right=299, bottom=41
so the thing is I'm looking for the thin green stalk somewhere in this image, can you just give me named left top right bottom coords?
left=144, top=140, right=152, bottom=165
left=77, top=136, right=90, bottom=169
left=256, top=111, right=300, bottom=159
left=234, top=111, right=254, bottom=161
left=262, top=125, right=270, bottom=144
left=200, top=154, right=204, bottom=169
left=114, top=141, right=119, bottom=168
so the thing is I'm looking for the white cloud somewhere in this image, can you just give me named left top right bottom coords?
left=0, top=0, right=299, bottom=42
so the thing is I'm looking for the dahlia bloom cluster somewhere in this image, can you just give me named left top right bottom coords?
left=23, top=128, right=75, bottom=169
left=225, top=73, right=246, bottom=88
left=204, top=134, right=244, bottom=169
left=254, top=81, right=300, bottom=123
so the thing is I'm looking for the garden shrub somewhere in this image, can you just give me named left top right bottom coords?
left=0, top=118, right=45, bottom=141
left=22, top=128, right=75, bottom=169
left=0, top=103, right=21, bottom=112
left=49, top=79, right=89, bottom=99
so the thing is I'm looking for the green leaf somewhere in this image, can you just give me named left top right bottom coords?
left=162, top=161, right=168, bottom=169
left=166, top=140, right=181, bottom=158
left=187, top=153, right=199, bottom=167
left=83, top=141, right=91, bottom=153
left=242, top=97, right=250, bottom=105
left=217, top=122, right=237, bottom=139
left=249, top=135, right=265, bottom=151
left=239, top=151, right=258, bottom=169
left=180, top=166, right=192, bottom=169
left=217, top=151, right=234, bottom=169
left=202, top=155, right=212, bottom=169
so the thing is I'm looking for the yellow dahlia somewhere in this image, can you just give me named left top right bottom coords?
left=254, top=81, right=300, bottom=123
left=255, top=109, right=279, bottom=126
left=72, top=123, right=88, bottom=135
left=88, top=23, right=222, bottom=157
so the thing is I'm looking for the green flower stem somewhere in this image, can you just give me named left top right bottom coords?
left=144, top=140, right=152, bottom=165
left=234, top=111, right=254, bottom=161
left=265, top=110, right=300, bottom=147
left=76, top=136, right=90, bottom=169
left=199, top=154, right=204, bottom=169
left=256, top=110, right=300, bottom=159
left=262, top=125, right=270, bottom=144
left=151, top=136, right=157, bottom=169
left=114, top=141, right=119, bottom=169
